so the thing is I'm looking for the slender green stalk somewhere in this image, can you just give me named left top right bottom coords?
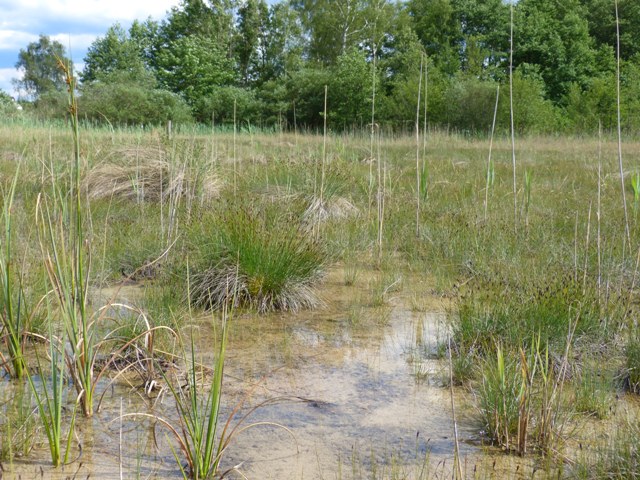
left=158, top=303, right=230, bottom=479
left=0, top=166, right=27, bottom=378
left=27, top=310, right=76, bottom=467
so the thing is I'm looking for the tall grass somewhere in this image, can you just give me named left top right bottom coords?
left=27, top=308, right=77, bottom=467
left=37, top=57, right=95, bottom=416
left=190, top=204, right=325, bottom=313
left=164, top=310, right=229, bottom=480
left=0, top=167, right=28, bottom=378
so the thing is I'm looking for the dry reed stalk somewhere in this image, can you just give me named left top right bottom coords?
left=233, top=98, right=238, bottom=196
left=509, top=2, right=517, bottom=231
left=422, top=55, right=428, bottom=157
left=320, top=85, right=328, bottom=206
left=484, top=85, right=500, bottom=222
left=597, top=121, right=602, bottom=291
left=448, top=336, right=463, bottom=480
left=415, top=54, right=424, bottom=237
left=615, top=0, right=631, bottom=254
left=583, top=202, right=592, bottom=294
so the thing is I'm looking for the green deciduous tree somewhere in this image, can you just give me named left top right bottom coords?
left=293, top=0, right=370, bottom=65
left=156, top=34, right=235, bottom=105
left=579, top=0, right=640, bottom=61
left=408, top=0, right=461, bottom=75
left=236, top=0, right=269, bottom=85
left=260, top=2, right=305, bottom=81
left=81, top=24, right=148, bottom=83
left=514, top=0, right=598, bottom=101
left=330, top=48, right=373, bottom=128
left=14, top=35, right=72, bottom=99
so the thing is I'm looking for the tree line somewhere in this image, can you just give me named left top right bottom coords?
left=7, top=0, right=640, bottom=134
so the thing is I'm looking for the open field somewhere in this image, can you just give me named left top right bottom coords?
left=0, top=119, right=639, bottom=479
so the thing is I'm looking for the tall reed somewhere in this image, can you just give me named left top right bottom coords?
left=509, top=1, right=517, bottom=230
left=615, top=0, right=631, bottom=251
left=37, top=57, right=96, bottom=417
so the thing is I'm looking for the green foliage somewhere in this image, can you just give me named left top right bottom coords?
left=10, top=0, right=638, bottom=133
left=31, top=90, right=69, bottom=120
left=164, top=317, right=229, bottom=480
left=329, top=48, right=373, bottom=128
left=477, top=345, right=522, bottom=448
left=498, top=68, right=560, bottom=134
left=286, top=67, right=333, bottom=128
left=580, top=0, right=640, bottom=61
left=156, top=35, right=235, bottom=105
left=195, top=86, right=259, bottom=125
left=14, top=35, right=72, bottom=98
left=409, top=0, right=461, bottom=75
left=573, top=365, right=613, bottom=419
left=236, top=0, right=269, bottom=85
left=514, top=0, right=599, bottom=101
left=292, top=0, right=367, bottom=65
left=80, top=71, right=193, bottom=125
left=627, top=335, right=640, bottom=393
left=454, top=275, right=602, bottom=359
left=444, top=75, right=498, bottom=133
left=0, top=91, right=20, bottom=118
left=81, top=23, right=149, bottom=83
left=0, top=169, right=28, bottom=379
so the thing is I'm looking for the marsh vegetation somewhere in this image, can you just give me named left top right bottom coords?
left=0, top=111, right=638, bottom=478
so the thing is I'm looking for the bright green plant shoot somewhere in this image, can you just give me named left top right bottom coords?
left=632, top=172, right=640, bottom=215
left=0, top=166, right=27, bottom=378
left=27, top=316, right=77, bottom=467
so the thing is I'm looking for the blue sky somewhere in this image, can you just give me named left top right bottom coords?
left=0, top=0, right=183, bottom=96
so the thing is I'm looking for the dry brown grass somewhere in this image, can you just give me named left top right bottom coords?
left=83, top=147, right=222, bottom=202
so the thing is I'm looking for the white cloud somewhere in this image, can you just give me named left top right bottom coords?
left=0, top=0, right=178, bottom=30
left=0, top=31, right=38, bottom=51
left=50, top=33, right=102, bottom=61
left=0, top=0, right=180, bottom=78
left=0, top=67, right=19, bottom=96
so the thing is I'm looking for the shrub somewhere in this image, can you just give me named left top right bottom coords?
left=79, top=71, right=192, bottom=125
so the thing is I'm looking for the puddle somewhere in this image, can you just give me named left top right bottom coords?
left=8, top=267, right=628, bottom=479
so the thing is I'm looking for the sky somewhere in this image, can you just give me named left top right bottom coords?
left=0, top=0, right=182, bottom=96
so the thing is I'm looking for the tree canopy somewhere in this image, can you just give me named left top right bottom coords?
left=11, top=0, right=640, bottom=132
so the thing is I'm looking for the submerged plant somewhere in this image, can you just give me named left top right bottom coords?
left=0, top=383, right=36, bottom=460
left=123, top=302, right=288, bottom=480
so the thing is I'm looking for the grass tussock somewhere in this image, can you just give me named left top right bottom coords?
left=190, top=206, right=326, bottom=313
left=83, top=148, right=223, bottom=203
